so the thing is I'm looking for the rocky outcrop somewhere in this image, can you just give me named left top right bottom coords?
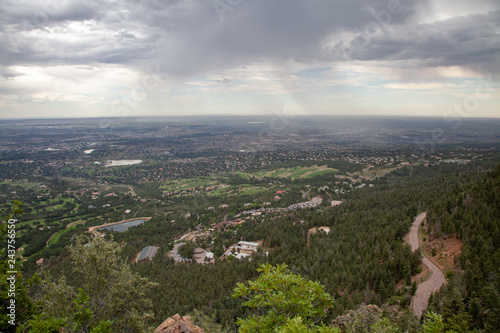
left=331, top=304, right=383, bottom=330
left=331, top=304, right=408, bottom=330
left=154, top=314, right=204, bottom=333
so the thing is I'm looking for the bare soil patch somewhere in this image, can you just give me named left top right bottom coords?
left=419, top=224, right=463, bottom=274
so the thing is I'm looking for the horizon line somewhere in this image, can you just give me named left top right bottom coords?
left=2, top=114, right=500, bottom=121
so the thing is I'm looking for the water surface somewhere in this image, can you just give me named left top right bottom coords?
left=101, top=219, right=146, bottom=232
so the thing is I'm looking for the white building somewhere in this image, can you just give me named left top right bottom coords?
left=237, top=241, right=259, bottom=252
left=235, top=253, right=251, bottom=260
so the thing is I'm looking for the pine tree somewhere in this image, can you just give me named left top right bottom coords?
left=24, top=235, right=157, bottom=332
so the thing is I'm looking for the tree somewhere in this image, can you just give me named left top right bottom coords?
left=421, top=312, right=444, bottom=333
left=233, top=263, right=334, bottom=332
left=370, top=317, right=398, bottom=333
left=277, top=317, right=339, bottom=333
left=0, top=201, right=36, bottom=332
left=25, top=235, right=157, bottom=332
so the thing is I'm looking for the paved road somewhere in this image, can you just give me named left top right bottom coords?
left=409, top=212, right=426, bottom=252
left=409, top=212, right=446, bottom=318
left=171, top=242, right=187, bottom=262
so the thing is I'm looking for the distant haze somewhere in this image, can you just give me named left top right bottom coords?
left=0, top=0, right=499, bottom=119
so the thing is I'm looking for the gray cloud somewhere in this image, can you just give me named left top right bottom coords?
left=336, top=10, right=500, bottom=76
left=0, top=0, right=498, bottom=78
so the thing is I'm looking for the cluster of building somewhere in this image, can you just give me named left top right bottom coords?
left=221, top=241, right=261, bottom=260
left=193, top=248, right=215, bottom=264
left=236, top=196, right=324, bottom=217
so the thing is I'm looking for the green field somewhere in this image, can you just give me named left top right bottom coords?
left=0, top=181, right=44, bottom=189
left=159, top=176, right=219, bottom=192
left=209, top=184, right=268, bottom=197
left=48, top=226, right=76, bottom=246
left=67, top=220, right=86, bottom=228
left=302, top=169, right=338, bottom=179
left=242, top=165, right=338, bottom=180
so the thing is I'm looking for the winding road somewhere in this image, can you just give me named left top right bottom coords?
left=170, top=242, right=187, bottom=262
left=409, top=212, right=446, bottom=318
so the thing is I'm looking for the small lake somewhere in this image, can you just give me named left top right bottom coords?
left=106, top=159, right=142, bottom=166
left=100, top=219, right=146, bottom=232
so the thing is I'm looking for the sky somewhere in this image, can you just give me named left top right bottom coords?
left=0, top=0, right=499, bottom=119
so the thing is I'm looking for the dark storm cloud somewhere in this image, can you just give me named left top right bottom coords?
left=153, top=0, right=424, bottom=77
left=0, top=0, right=498, bottom=77
left=335, top=10, right=500, bottom=75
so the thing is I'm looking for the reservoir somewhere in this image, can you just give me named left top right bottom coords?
left=106, top=159, right=143, bottom=166
left=100, top=219, right=146, bottom=232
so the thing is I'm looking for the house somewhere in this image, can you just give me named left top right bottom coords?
left=214, top=220, right=233, bottom=231
left=193, top=248, right=205, bottom=255
left=235, top=253, right=251, bottom=260
left=276, top=190, right=286, bottom=195
left=220, top=204, right=229, bottom=209
left=124, top=209, right=131, bottom=214
left=137, top=246, right=159, bottom=262
left=237, top=241, right=259, bottom=252
left=193, top=248, right=205, bottom=261
left=36, top=258, right=44, bottom=266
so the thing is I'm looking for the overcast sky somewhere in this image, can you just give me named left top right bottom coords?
left=0, top=0, right=499, bottom=119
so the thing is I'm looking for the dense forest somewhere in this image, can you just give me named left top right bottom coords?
left=2, top=160, right=499, bottom=332
left=131, top=163, right=486, bottom=328
left=427, top=163, right=500, bottom=332
left=35, top=162, right=490, bottom=331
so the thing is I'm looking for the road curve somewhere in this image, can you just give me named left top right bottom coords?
left=170, top=242, right=187, bottom=262
left=409, top=212, right=426, bottom=252
left=409, top=212, right=446, bottom=318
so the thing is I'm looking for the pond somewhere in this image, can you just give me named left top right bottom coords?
left=106, top=159, right=142, bottom=166
left=100, top=219, right=146, bottom=232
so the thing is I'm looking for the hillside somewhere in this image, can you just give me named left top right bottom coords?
left=427, top=164, right=500, bottom=332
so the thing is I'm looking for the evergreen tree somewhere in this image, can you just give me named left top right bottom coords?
left=24, top=235, right=157, bottom=332
left=0, top=201, right=36, bottom=332
left=233, top=263, right=334, bottom=332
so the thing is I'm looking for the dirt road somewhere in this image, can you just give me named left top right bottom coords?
left=409, top=212, right=446, bottom=318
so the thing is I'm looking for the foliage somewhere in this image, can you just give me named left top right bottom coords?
left=427, top=163, right=500, bottom=331
left=8, top=151, right=497, bottom=330
left=277, top=317, right=340, bottom=333
left=370, top=317, right=399, bottom=333
left=233, top=263, right=334, bottom=332
left=189, top=309, right=232, bottom=333
left=422, top=312, right=444, bottom=333
left=0, top=201, right=37, bottom=331
left=25, top=235, right=157, bottom=332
